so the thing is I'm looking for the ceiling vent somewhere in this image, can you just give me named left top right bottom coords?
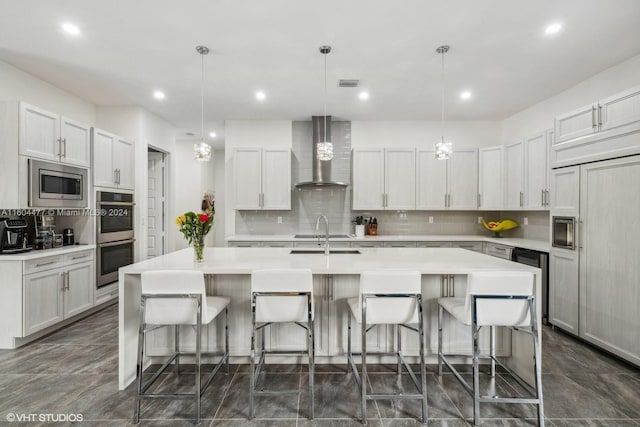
left=338, top=79, right=359, bottom=88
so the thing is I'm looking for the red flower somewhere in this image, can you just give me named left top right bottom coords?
left=199, top=214, right=209, bottom=223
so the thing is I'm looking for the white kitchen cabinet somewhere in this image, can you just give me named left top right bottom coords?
left=554, top=85, right=640, bottom=145
left=352, top=148, right=415, bottom=210
left=452, top=241, right=484, bottom=253
left=549, top=165, right=580, bottom=217
left=17, top=102, right=91, bottom=167
left=504, top=140, right=524, bottom=209
left=523, top=131, right=550, bottom=209
left=23, top=250, right=95, bottom=336
left=92, top=128, right=135, bottom=190
left=478, top=146, right=503, bottom=210
left=227, top=241, right=261, bottom=247
left=416, top=148, right=477, bottom=210
left=234, top=147, right=291, bottom=210
left=549, top=249, right=579, bottom=335
left=383, top=241, right=417, bottom=248
left=578, top=156, right=640, bottom=365
left=350, top=241, right=384, bottom=248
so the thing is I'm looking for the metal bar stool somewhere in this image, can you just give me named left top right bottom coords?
left=347, top=270, right=428, bottom=425
left=250, top=268, right=314, bottom=419
left=437, top=271, right=544, bottom=426
left=134, top=270, right=230, bottom=424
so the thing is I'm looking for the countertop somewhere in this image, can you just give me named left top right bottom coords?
left=121, top=247, right=540, bottom=275
left=226, top=234, right=550, bottom=252
left=0, top=244, right=96, bottom=261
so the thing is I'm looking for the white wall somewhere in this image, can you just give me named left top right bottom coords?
left=352, top=120, right=501, bottom=149
left=501, top=53, right=640, bottom=142
left=0, top=60, right=95, bottom=124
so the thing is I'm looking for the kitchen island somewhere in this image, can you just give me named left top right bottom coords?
left=118, top=247, right=542, bottom=389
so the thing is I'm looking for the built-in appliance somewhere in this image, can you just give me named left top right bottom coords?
left=511, top=247, right=549, bottom=325
left=552, top=216, right=575, bottom=250
left=97, top=191, right=134, bottom=243
left=0, top=218, right=32, bottom=254
left=29, top=159, right=88, bottom=208
left=96, top=191, right=135, bottom=287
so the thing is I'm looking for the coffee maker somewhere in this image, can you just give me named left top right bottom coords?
left=0, top=218, right=32, bottom=254
left=33, top=215, right=57, bottom=250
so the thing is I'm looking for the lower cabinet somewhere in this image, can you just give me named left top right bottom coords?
left=23, top=253, right=95, bottom=336
left=549, top=249, right=579, bottom=335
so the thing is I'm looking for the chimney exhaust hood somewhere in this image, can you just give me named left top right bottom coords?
left=295, top=116, right=347, bottom=188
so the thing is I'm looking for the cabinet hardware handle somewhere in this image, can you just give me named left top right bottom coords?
left=520, top=192, right=524, bottom=207
left=591, top=106, right=597, bottom=129
left=57, top=138, right=62, bottom=159
left=36, top=261, right=56, bottom=267
left=441, top=275, right=447, bottom=297
left=61, top=272, right=66, bottom=290
left=62, top=138, right=67, bottom=158
left=597, top=105, right=603, bottom=128
left=546, top=190, right=550, bottom=206
left=541, top=190, right=545, bottom=206
left=447, top=194, right=451, bottom=208
left=444, top=194, right=447, bottom=208
left=449, top=275, right=455, bottom=297
left=72, top=254, right=88, bottom=260
left=477, top=194, right=481, bottom=207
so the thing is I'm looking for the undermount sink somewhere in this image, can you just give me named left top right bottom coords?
left=290, top=249, right=361, bottom=255
left=293, top=234, right=350, bottom=238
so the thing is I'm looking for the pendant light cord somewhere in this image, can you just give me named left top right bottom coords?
left=323, top=50, right=327, bottom=141
left=440, top=49, right=445, bottom=143
left=201, top=51, right=205, bottom=144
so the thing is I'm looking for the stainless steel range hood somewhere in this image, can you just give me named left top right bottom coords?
left=295, top=116, right=348, bottom=188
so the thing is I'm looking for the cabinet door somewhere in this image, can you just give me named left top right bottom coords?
left=598, top=85, right=640, bottom=133
left=579, top=156, right=640, bottom=364
left=549, top=249, right=579, bottom=334
left=554, top=103, right=597, bottom=144
left=60, top=116, right=91, bottom=167
left=447, top=149, right=478, bottom=210
left=64, top=261, right=95, bottom=318
left=524, top=132, right=549, bottom=209
left=504, top=140, right=524, bottom=209
left=234, top=148, right=261, bottom=209
left=23, top=268, right=64, bottom=336
left=92, top=128, right=116, bottom=188
left=478, top=146, right=503, bottom=210
left=549, top=166, right=579, bottom=218
left=19, top=103, right=60, bottom=161
left=261, top=148, right=291, bottom=210
left=114, top=137, right=134, bottom=190
left=385, top=148, right=415, bottom=210
left=352, top=149, right=385, bottom=210
left=416, top=149, right=447, bottom=210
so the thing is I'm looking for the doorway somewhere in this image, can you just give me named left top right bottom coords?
left=147, top=147, right=167, bottom=258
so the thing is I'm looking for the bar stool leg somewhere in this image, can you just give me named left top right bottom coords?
left=175, top=325, right=180, bottom=375
left=134, top=303, right=146, bottom=424
left=418, top=295, right=428, bottom=424
left=195, top=305, right=202, bottom=424
left=225, top=307, right=230, bottom=375
left=396, top=324, right=402, bottom=375
left=361, top=301, right=368, bottom=425
left=490, top=325, right=496, bottom=377
left=472, top=315, right=481, bottom=426
left=530, top=300, right=545, bottom=427
left=437, top=304, right=443, bottom=378
left=249, top=296, right=256, bottom=419
left=308, top=299, right=315, bottom=419
left=347, top=312, right=352, bottom=370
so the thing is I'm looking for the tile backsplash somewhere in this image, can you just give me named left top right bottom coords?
left=235, top=120, right=550, bottom=241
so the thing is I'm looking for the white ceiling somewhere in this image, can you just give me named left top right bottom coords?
left=2, top=0, right=640, bottom=148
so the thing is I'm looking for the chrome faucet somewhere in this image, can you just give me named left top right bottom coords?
left=315, top=215, right=330, bottom=256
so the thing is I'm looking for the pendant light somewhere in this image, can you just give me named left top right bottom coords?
left=194, top=45, right=212, bottom=161
left=316, top=45, right=333, bottom=161
left=434, top=45, right=453, bottom=160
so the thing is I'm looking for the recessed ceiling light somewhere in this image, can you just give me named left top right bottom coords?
left=544, top=22, right=563, bottom=35
left=359, top=91, right=370, bottom=100
left=209, top=132, right=217, bottom=138
left=153, top=90, right=166, bottom=100
left=61, top=22, right=81, bottom=36
left=255, top=91, right=266, bottom=101
left=460, top=91, right=472, bottom=100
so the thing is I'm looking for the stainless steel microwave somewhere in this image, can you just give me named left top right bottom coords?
left=29, top=159, right=88, bottom=208
left=552, top=216, right=575, bottom=250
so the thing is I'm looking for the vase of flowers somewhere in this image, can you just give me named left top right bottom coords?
left=176, top=210, right=214, bottom=262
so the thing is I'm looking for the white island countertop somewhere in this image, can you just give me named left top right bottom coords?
left=121, top=246, right=540, bottom=275
left=225, top=234, right=550, bottom=252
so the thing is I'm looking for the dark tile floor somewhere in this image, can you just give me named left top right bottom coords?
left=0, top=303, right=639, bottom=426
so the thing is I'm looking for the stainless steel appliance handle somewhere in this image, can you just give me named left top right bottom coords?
left=99, top=239, right=135, bottom=248
left=97, top=201, right=134, bottom=207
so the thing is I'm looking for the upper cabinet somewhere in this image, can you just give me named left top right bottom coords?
left=552, top=85, right=640, bottom=168
left=416, top=148, right=477, bottom=210
left=92, top=128, right=135, bottom=190
left=503, top=131, right=550, bottom=210
left=234, top=147, right=291, bottom=210
left=504, top=139, right=524, bottom=209
left=478, top=146, right=503, bottom=210
left=352, top=148, right=415, bottom=210
left=19, top=102, right=91, bottom=167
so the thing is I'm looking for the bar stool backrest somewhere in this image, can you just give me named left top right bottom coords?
left=464, top=271, right=535, bottom=327
left=141, top=270, right=207, bottom=325
left=251, top=269, right=313, bottom=323
left=359, top=270, right=421, bottom=324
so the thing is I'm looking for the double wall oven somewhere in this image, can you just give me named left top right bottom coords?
left=97, top=191, right=135, bottom=287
